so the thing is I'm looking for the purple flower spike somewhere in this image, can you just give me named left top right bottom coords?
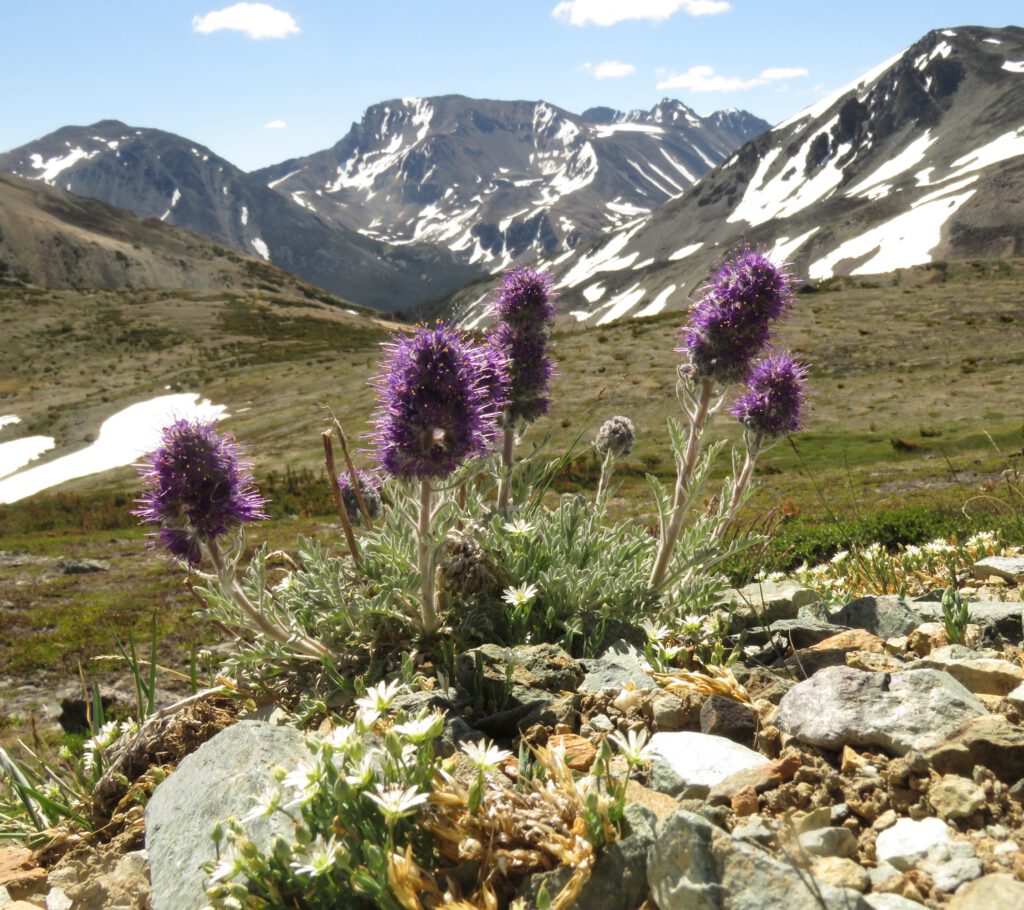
left=337, top=469, right=382, bottom=524
left=679, top=250, right=793, bottom=382
left=470, top=339, right=512, bottom=438
left=492, top=268, right=556, bottom=426
left=372, top=323, right=498, bottom=480
left=494, top=268, right=556, bottom=325
left=708, top=249, right=793, bottom=324
left=731, top=353, right=808, bottom=439
left=134, top=419, right=267, bottom=565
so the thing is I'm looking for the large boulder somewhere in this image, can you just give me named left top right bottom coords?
left=827, top=595, right=923, bottom=639
left=146, top=720, right=309, bottom=910
left=647, top=809, right=870, bottom=910
left=717, top=580, right=821, bottom=631
left=774, top=666, right=987, bottom=755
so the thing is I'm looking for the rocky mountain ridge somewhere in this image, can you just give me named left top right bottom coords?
left=473, top=25, right=1024, bottom=328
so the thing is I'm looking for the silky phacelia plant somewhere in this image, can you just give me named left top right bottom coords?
left=134, top=419, right=267, bottom=566
left=337, top=469, right=382, bottom=525
left=470, top=339, right=512, bottom=441
left=370, top=322, right=504, bottom=633
left=492, top=268, right=556, bottom=427
left=650, top=249, right=797, bottom=589
left=732, top=352, right=808, bottom=441
left=680, top=250, right=793, bottom=383
left=491, top=268, right=556, bottom=510
left=371, top=323, right=498, bottom=481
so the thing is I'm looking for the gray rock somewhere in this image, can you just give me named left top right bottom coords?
left=0, top=885, right=10, bottom=908
left=146, top=721, right=310, bottom=910
left=581, top=640, right=656, bottom=691
left=731, top=816, right=777, bottom=846
left=774, top=666, right=987, bottom=755
left=973, top=556, right=1024, bottom=583
left=520, top=804, right=655, bottom=910
left=949, top=873, right=1024, bottom=909
left=648, top=732, right=770, bottom=799
left=875, top=817, right=952, bottom=870
left=54, top=557, right=109, bottom=574
left=796, top=826, right=858, bottom=858
left=767, top=617, right=850, bottom=648
left=828, top=595, right=923, bottom=639
left=456, top=642, right=584, bottom=693
left=390, top=689, right=483, bottom=755
left=718, top=580, right=821, bottom=631
left=651, top=691, right=700, bottom=731
left=929, top=775, right=987, bottom=821
left=914, top=601, right=1023, bottom=644
left=1007, top=681, right=1024, bottom=711
left=921, top=840, right=983, bottom=892
left=699, top=695, right=756, bottom=747
left=648, top=809, right=870, bottom=910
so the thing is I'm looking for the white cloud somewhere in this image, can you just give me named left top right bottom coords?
left=580, top=60, right=636, bottom=79
left=760, top=67, right=810, bottom=81
left=553, top=0, right=729, bottom=27
left=193, top=3, right=299, bottom=39
left=656, top=64, right=809, bottom=93
left=263, top=119, right=287, bottom=129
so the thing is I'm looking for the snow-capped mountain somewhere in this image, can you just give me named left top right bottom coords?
left=508, top=25, right=1024, bottom=328
left=254, top=96, right=767, bottom=272
left=0, top=121, right=481, bottom=310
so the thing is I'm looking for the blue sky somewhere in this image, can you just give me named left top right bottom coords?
left=2, top=1, right=1020, bottom=171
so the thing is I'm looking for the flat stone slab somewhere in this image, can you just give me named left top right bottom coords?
left=581, top=640, right=655, bottom=691
left=911, top=645, right=1024, bottom=695
left=875, top=817, right=951, bottom=869
left=774, top=666, right=987, bottom=755
left=914, top=601, right=1023, bottom=643
left=828, top=595, right=923, bottom=639
left=973, top=556, right=1024, bottom=583
left=146, top=720, right=309, bottom=910
left=648, top=731, right=770, bottom=799
left=717, top=579, right=821, bottom=631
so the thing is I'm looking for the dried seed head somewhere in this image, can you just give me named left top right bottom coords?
left=594, top=416, right=635, bottom=458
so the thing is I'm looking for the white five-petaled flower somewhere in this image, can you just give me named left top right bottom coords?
left=394, top=711, right=445, bottom=744
left=503, top=583, right=539, bottom=609
left=208, top=851, right=244, bottom=884
left=503, top=518, right=535, bottom=535
left=364, top=784, right=429, bottom=823
left=291, top=835, right=341, bottom=878
left=356, top=679, right=406, bottom=714
left=344, top=755, right=376, bottom=789
left=242, top=783, right=282, bottom=822
left=608, top=728, right=655, bottom=766
left=282, top=761, right=321, bottom=807
left=327, top=722, right=359, bottom=752
left=461, top=739, right=513, bottom=772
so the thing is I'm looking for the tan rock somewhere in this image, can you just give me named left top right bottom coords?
left=949, top=873, right=1024, bottom=909
left=731, top=785, right=759, bottom=817
left=548, top=733, right=596, bottom=771
left=915, top=646, right=1024, bottom=696
left=623, top=780, right=679, bottom=825
left=706, top=753, right=800, bottom=804
left=907, top=622, right=948, bottom=656
left=810, top=856, right=870, bottom=892
left=0, top=847, right=47, bottom=900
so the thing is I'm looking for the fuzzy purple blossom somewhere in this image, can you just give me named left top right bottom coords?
left=469, top=339, right=512, bottom=439
left=371, top=323, right=499, bottom=480
left=680, top=250, right=793, bottom=382
left=134, top=419, right=267, bottom=565
left=731, top=352, right=808, bottom=439
left=492, top=268, right=556, bottom=425
left=337, top=469, right=382, bottom=524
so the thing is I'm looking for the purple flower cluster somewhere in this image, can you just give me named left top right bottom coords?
left=337, top=469, right=382, bottom=524
left=492, top=268, right=556, bottom=425
left=680, top=250, right=793, bottom=382
left=134, top=419, right=267, bottom=565
left=731, top=352, right=808, bottom=439
left=371, top=323, right=505, bottom=480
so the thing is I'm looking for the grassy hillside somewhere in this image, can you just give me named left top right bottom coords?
left=1, top=256, right=1022, bottom=691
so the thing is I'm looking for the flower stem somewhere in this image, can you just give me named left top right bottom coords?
left=332, top=419, right=374, bottom=531
left=715, top=434, right=763, bottom=541
left=418, top=478, right=439, bottom=634
left=496, top=424, right=516, bottom=513
left=322, top=431, right=363, bottom=567
left=649, top=378, right=714, bottom=590
left=207, top=539, right=331, bottom=660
